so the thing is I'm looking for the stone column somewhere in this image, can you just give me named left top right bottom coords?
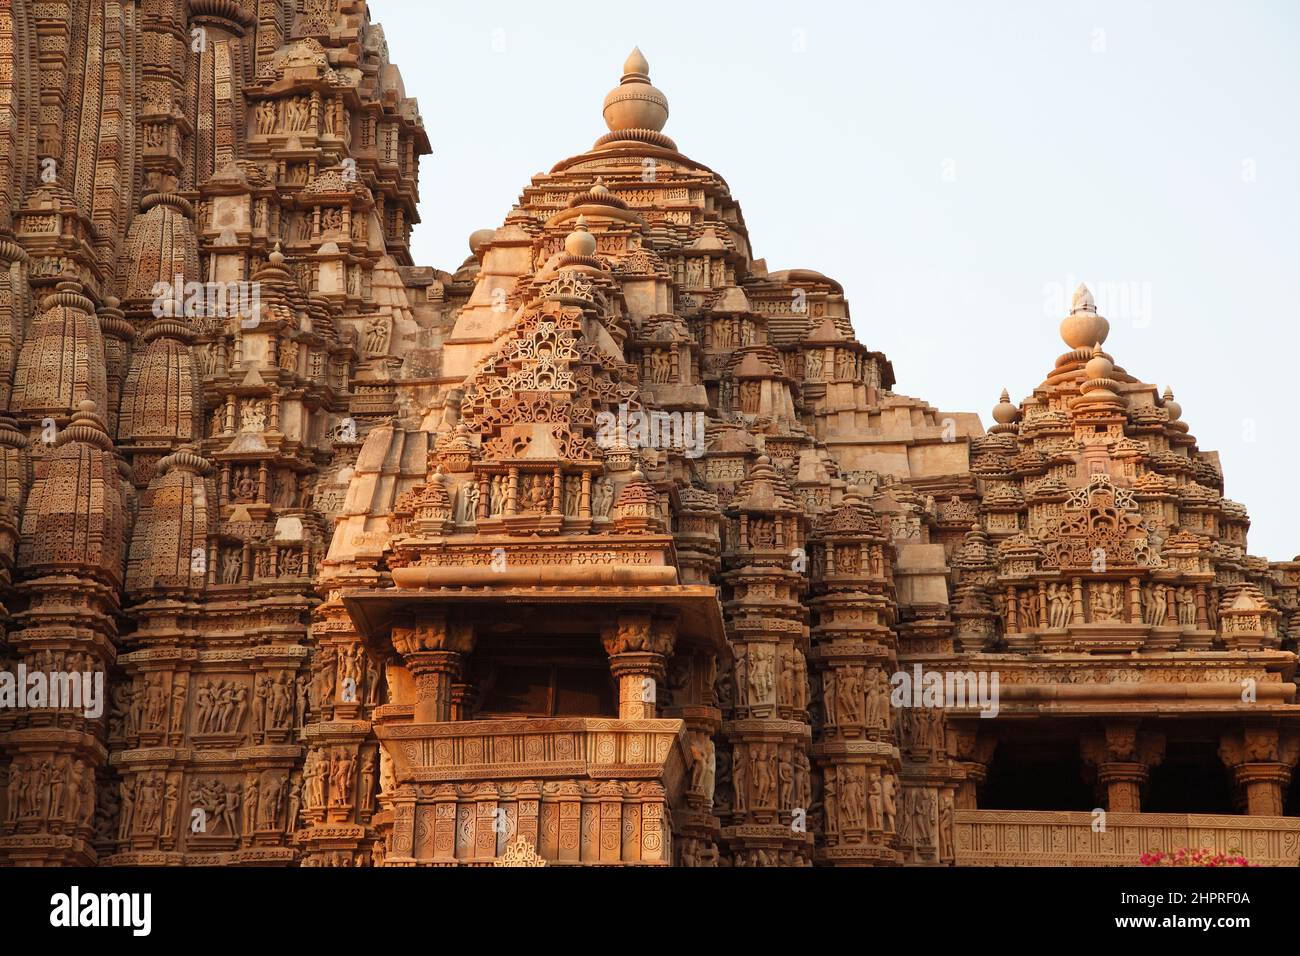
left=392, top=613, right=475, bottom=724
left=950, top=728, right=997, bottom=810
left=1082, top=723, right=1165, bottom=813
left=407, top=651, right=462, bottom=723
left=579, top=470, right=592, bottom=519
left=505, top=467, right=519, bottom=516
left=602, top=613, right=676, bottom=720
left=1219, top=726, right=1298, bottom=816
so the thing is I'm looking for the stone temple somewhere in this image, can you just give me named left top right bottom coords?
left=0, top=2, right=1297, bottom=868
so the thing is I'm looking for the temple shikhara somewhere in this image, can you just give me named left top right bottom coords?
left=2, top=0, right=1298, bottom=869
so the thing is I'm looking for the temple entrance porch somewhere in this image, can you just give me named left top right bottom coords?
left=960, top=716, right=1298, bottom=818
left=341, top=585, right=727, bottom=865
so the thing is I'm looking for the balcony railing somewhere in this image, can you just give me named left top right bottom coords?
left=954, top=809, right=1300, bottom=866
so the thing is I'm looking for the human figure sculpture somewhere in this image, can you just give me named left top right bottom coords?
left=1047, top=583, right=1073, bottom=629
left=882, top=774, right=898, bottom=833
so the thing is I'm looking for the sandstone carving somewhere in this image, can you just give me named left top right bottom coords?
left=0, top=12, right=1294, bottom=872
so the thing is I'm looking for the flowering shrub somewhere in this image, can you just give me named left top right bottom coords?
left=1140, top=848, right=1253, bottom=867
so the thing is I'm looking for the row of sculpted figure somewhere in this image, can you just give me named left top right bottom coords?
left=1033, top=580, right=1202, bottom=629
left=2, top=756, right=95, bottom=829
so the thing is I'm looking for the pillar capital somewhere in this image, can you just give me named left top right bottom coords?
left=1082, top=723, right=1164, bottom=812
left=1219, top=724, right=1297, bottom=816
left=602, top=614, right=678, bottom=720
left=601, top=612, right=676, bottom=658
left=392, top=611, right=475, bottom=657
left=394, top=616, right=475, bottom=723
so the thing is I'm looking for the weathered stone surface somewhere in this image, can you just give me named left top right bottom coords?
left=0, top=6, right=1295, bottom=869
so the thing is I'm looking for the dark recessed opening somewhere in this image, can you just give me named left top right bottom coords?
left=1145, top=745, right=1234, bottom=814
left=469, top=634, right=616, bottom=719
left=980, top=741, right=1095, bottom=811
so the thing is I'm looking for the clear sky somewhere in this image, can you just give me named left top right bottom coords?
left=381, top=0, right=1299, bottom=562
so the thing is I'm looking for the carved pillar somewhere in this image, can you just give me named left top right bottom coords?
left=505, top=467, right=519, bottom=516
left=449, top=683, right=474, bottom=721
left=1219, top=726, right=1298, bottom=816
left=602, top=613, right=675, bottom=720
left=950, top=727, right=997, bottom=810
left=393, top=614, right=476, bottom=724
left=407, top=651, right=462, bottom=723
left=1081, top=723, right=1165, bottom=813
left=579, top=470, right=592, bottom=519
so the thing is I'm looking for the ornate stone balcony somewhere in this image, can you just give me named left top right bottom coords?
left=372, top=714, right=689, bottom=865
left=376, top=716, right=687, bottom=786
left=953, top=809, right=1300, bottom=866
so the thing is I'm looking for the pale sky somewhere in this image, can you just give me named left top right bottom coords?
left=381, top=0, right=1299, bottom=562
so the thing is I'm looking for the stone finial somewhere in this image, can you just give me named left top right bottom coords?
left=564, top=215, right=598, bottom=259
left=992, top=388, right=1019, bottom=426
left=603, top=47, right=669, bottom=133
left=1084, top=343, right=1114, bottom=382
left=1162, top=386, right=1182, bottom=422
left=624, top=47, right=650, bottom=77
left=1059, top=281, right=1110, bottom=350
left=1072, top=282, right=1096, bottom=313
left=1075, top=342, right=1122, bottom=409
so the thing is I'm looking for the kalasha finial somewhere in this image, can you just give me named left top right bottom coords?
left=1059, top=280, right=1109, bottom=350
left=624, top=47, right=650, bottom=78
left=1163, top=386, right=1183, bottom=422
left=603, top=47, right=669, bottom=134
left=1085, top=342, right=1114, bottom=381
left=992, top=388, right=1019, bottom=426
left=1071, top=282, right=1096, bottom=313
left=564, top=215, right=597, bottom=259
